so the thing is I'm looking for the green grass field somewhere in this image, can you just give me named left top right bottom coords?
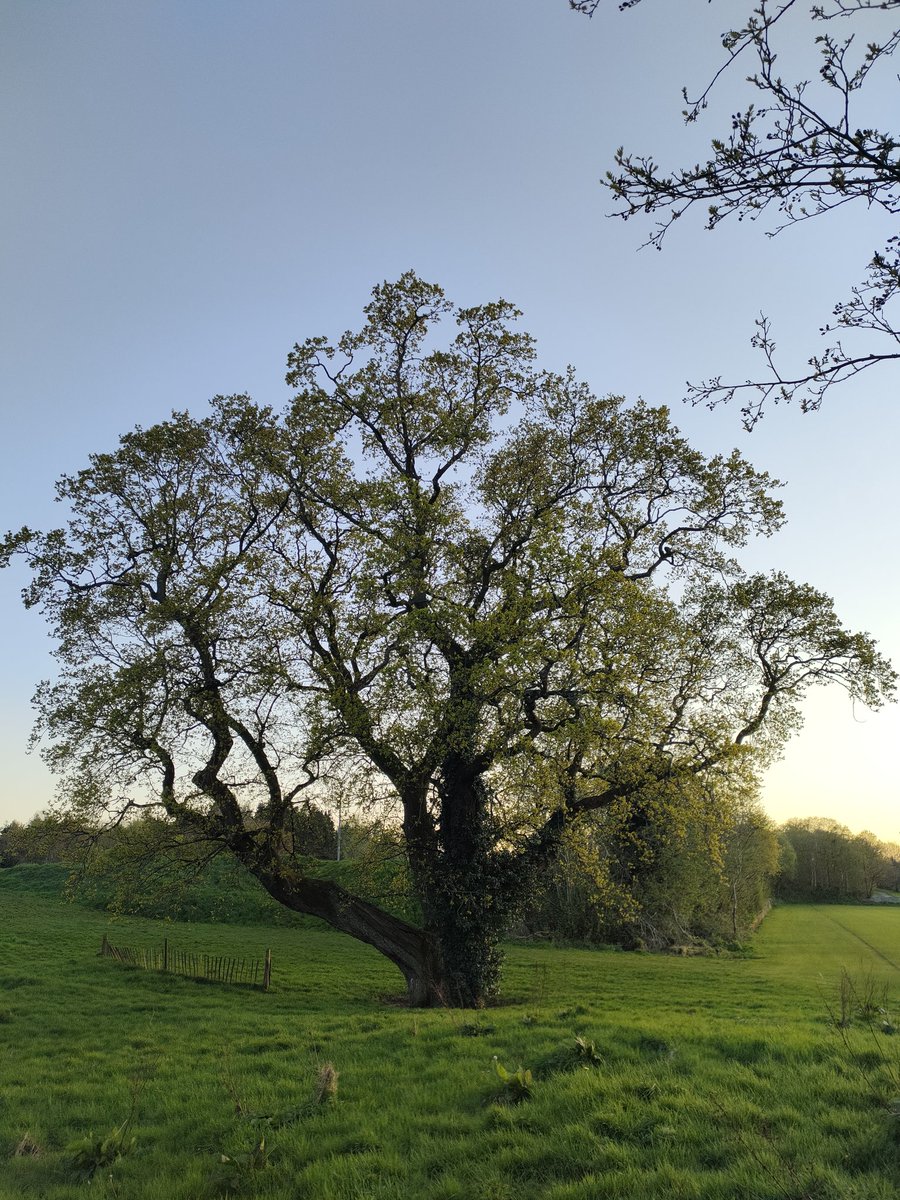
left=1, top=869, right=899, bottom=1199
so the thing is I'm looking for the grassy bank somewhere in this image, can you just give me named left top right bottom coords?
left=1, top=883, right=898, bottom=1199
left=0, top=858, right=311, bottom=927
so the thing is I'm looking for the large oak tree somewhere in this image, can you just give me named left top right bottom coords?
left=3, top=274, right=893, bottom=1004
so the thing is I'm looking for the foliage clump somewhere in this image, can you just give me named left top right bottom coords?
left=491, top=1059, right=534, bottom=1104
left=572, top=1034, right=603, bottom=1066
left=68, top=1124, right=136, bottom=1179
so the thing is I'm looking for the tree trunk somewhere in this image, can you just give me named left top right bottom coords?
left=239, top=757, right=530, bottom=1007
left=424, top=899, right=504, bottom=1008
left=418, top=761, right=516, bottom=1007
left=249, top=862, right=465, bottom=1005
left=245, top=845, right=518, bottom=1006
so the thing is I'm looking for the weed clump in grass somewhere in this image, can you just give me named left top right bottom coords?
left=66, top=1067, right=146, bottom=1180
left=13, top=1132, right=41, bottom=1158
left=572, top=1034, right=603, bottom=1066
left=491, top=1059, right=533, bottom=1104
left=219, top=1134, right=270, bottom=1186
left=538, top=1034, right=605, bottom=1076
left=459, top=1021, right=496, bottom=1037
left=314, top=1062, right=339, bottom=1105
left=832, top=966, right=891, bottom=1028
left=68, top=1124, right=137, bottom=1178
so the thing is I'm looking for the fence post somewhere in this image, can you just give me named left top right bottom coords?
left=163, top=937, right=168, bottom=972
left=263, top=948, right=272, bottom=992
left=100, top=934, right=109, bottom=957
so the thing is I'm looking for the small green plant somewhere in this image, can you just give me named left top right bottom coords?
left=68, top=1124, right=137, bottom=1178
left=492, top=1058, right=534, bottom=1104
left=460, top=1021, right=496, bottom=1037
left=828, top=968, right=896, bottom=1033
left=842, top=966, right=890, bottom=1022
left=572, top=1034, right=603, bottom=1066
left=67, top=1068, right=146, bottom=1179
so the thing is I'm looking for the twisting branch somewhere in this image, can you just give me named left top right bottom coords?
left=570, top=0, right=900, bottom=423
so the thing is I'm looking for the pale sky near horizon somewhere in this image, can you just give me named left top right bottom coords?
left=1, top=1, right=898, bottom=841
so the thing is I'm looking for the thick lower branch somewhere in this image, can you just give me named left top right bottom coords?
left=249, top=862, right=439, bottom=1003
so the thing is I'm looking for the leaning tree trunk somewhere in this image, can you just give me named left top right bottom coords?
left=250, top=862, right=451, bottom=1004
left=239, top=759, right=538, bottom=1007
left=248, top=852, right=516, bottom=1007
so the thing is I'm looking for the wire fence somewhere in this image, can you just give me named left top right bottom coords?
left=99, top=934, right=271, bottom=990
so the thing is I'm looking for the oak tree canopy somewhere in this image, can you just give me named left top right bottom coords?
left=3, top=274, right=893, bottom=1004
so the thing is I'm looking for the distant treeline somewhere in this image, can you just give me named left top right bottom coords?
left=775, top=817, right=900, bottom=902
left=2, top=806, right=896, bottom=949
left=532, top=814, right=900, bottom=945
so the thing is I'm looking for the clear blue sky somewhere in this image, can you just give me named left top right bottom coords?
left=2, top=0, right=897, bottom=839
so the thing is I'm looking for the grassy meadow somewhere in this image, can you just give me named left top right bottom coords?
left=1, top=868, right=899, bottom=1199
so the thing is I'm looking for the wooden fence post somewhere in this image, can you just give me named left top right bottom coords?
left=263, top=948, right=272, bottom=992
